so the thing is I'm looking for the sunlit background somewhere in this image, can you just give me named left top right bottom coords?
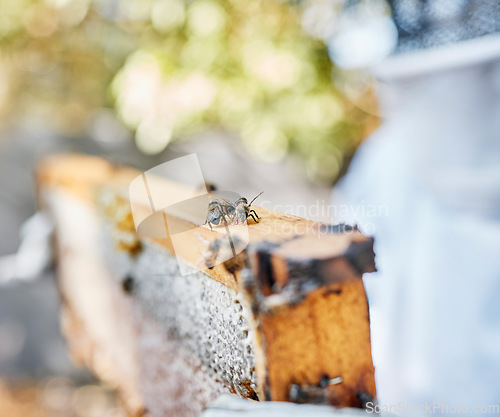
left=0, top=0, right=382, bottom=185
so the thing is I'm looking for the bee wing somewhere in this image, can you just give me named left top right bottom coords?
left=210, top=197, right=237, bottom=216
left=210, top=196, right=235, bottom=207
left=205, top=210, right=218, bottom=223
left=206, top=199, right=232, bottom=225
left=206, top=200, right=222, bottom=222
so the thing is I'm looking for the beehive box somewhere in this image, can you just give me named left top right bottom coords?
left=36, top=154, right=377, bottom=417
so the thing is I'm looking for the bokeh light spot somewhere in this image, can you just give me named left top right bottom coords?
left=187, top=0, right=227, bottom=37
left=151, top=0, right=185, bottom=33
left=135, top=117, right=173, bottom=155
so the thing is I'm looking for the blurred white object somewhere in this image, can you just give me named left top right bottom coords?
left=332, top=34, right=500, bottom=415
left=327, top=10, right=397, bottom=69
left=202, top=393, right=390, bottom=416
left=302, top=0, right=397, bottom=69
left=0, top=212, right=53, bottom=285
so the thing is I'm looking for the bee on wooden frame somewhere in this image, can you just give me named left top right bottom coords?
left=205, top=192, right=263, bottom=230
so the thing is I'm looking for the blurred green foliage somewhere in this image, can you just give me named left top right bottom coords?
left=0, top=0, right=377, bottom=184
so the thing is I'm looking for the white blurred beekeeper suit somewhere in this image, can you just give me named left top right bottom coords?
left=305, top=0, right=500, bottom=414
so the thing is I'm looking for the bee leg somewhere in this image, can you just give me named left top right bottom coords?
left=208, top=221, right=213, bottom=230
left=221, top=212, right=230, bottom=226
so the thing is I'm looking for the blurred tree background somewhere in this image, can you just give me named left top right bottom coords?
left=0, top=0, right=378, bottom=185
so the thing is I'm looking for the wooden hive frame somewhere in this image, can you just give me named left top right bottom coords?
left=36, top=154, right=376, bottom=417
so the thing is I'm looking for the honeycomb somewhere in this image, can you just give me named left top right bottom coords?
left=101, top=231, right=259, bottom=402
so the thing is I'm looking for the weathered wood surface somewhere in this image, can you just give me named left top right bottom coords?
left=37, top=154, right=377, bottom=417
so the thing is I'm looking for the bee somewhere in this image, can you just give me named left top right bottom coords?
left=205, top=192, right=263, bottom=230
left=205, top=198, right=235, bottom=230
left=203, top=238, right=220, bottom=269
left=233, top=192, right=263, bottom=224
left=204, top=181, right=218, bottom=193
left=202, top=234, right=247, bottom=271
left=289, top=375, right=343, bottom=405
left=198, top=181, right=218, bottom=193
